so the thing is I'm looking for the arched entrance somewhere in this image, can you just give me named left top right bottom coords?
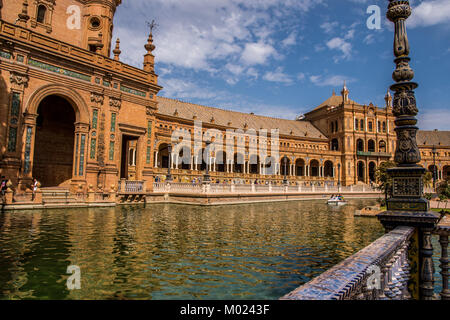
left=33, top=95, right=76, bottom=187
left=157, top=143, right=170, bottom=168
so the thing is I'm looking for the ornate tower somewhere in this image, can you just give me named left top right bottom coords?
left=81, top=0, right=122, bottom=56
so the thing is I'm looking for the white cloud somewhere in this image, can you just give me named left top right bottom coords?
left=408, top=0, right=450, bottom=28
left=114, top=0, right=323, bottom=84
left=418, top=108, right=450, bottom=131
left=241, top=42, right=277, bottom=65
left=320, top=21, right=339, bottom=34
left=309, top=74, right=354, bottom=87
left=326, top=37, right=353, bottom=61
left=263, top=67, right=293, bottom=84
left=281, top=31, right=297, bottom=47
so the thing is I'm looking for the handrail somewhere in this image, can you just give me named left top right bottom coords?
left=281, top=226, right=415, bottom=300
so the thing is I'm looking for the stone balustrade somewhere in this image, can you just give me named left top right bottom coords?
left=281, top=226, right=415, bottom=300
left=118, top=180, right=146, bottom=194
left=153, top=182, right=378, bottom=194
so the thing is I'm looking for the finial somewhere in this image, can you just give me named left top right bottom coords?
left=144, top=20, right=157, bottom=72
left=343, top=80, right=347, bottom=91
left=332, top=89, right=336, bottom=96
left=113, top=38, right=121, bottom=61
left=17, top=0, right=30, bottom=27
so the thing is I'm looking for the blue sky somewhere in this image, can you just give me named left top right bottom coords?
left=112, top=0, right=450, bottom=131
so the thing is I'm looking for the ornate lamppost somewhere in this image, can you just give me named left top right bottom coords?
left=203, top=140, right=212, bottom=183
left=166, top=144, right=173, bottom=182
left=377, top=0, right=439, bottom=300
left=283, top=155, right=288, bottom=185
left=432, top=145, right=437, bottom=191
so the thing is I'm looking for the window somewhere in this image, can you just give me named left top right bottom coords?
left=37, top=5, right=47, bottom=23
left=368, top=121, right=373, bottom=132
left=357, top=139, right=364, bottom=152
left=383, top=122, right=386, bottom=133
left=331, top=139, right=339, bottom=151
left=378, top=121, right=381, bottom=132
left=379, top=141, right=386, bottom=153
left=368, top=140, right=375, bottom=152
left=360, top=119, right=364, bottom=131
left=355, top=119, right=358, bottom=131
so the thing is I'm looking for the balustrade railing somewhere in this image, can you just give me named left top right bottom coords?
left=118, top=180, right=145, bottom=193
left=281, top=226, right=415, bottom=300
left=152, top=182, right=378, bottom=194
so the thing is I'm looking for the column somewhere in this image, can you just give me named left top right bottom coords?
left=71, top=122, right=90, bottom=189
left=18, top=113, right=38, bottom=190
left=154, top=151, right=159, bottom=168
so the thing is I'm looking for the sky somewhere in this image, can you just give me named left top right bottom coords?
left=112, top=0, right=450, bottom=131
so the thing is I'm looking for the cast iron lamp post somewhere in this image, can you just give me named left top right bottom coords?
left=377, top=0, right=440, bottom=301
left=166, top=144, right=173, bottom=182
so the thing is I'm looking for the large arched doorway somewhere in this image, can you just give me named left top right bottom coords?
left=33, top=95, right=76, bottom=187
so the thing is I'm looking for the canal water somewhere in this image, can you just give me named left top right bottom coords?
left=0, top=199, right=426, bottom=300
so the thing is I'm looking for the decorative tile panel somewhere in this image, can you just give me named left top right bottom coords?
left=28, top=58, right=91, bottom=82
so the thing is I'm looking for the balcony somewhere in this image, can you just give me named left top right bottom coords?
left=357, top=151, right=392, bottom=157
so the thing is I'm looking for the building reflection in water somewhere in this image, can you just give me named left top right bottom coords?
left=0, top=200, right=384, bottom=299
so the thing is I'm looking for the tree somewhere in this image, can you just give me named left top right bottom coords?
left=423, top=171, right=432, bottom=188
left=374, top=161, right=396, bottom=202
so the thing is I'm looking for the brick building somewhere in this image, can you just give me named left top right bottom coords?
left=0, top=0, right=448, bottom=193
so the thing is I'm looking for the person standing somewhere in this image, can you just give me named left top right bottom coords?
left=1, top=176, right=7, bottom=199
left=31, top=178, right=38, bottom=201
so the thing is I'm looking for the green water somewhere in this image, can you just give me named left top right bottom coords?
left=0, top=199, right=385, bottom=300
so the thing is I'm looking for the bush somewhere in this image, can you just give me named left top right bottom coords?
left=424, top=193, right=433, bottom=200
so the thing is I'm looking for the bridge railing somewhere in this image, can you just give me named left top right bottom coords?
left=281, top=226, right=415, bottom=300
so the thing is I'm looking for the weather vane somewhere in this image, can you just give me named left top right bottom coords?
left=147, top=19, right=158, bottom=35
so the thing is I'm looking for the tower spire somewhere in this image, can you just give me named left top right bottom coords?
left=341, top=81, right=349, bottom=103
left=143, top=20, right=157, bottom=72
left=113, top=38, right=121, bottom=61
left=384, top=89, right=392, bottom=109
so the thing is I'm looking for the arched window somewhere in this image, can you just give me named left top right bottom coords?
left=331, top=139, right=339, bottom=151
left=379, top=140, right=386, bottom=153
left=37, top=5, right=47, bottom=23
left=357, top=139, right=364, bottom=152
